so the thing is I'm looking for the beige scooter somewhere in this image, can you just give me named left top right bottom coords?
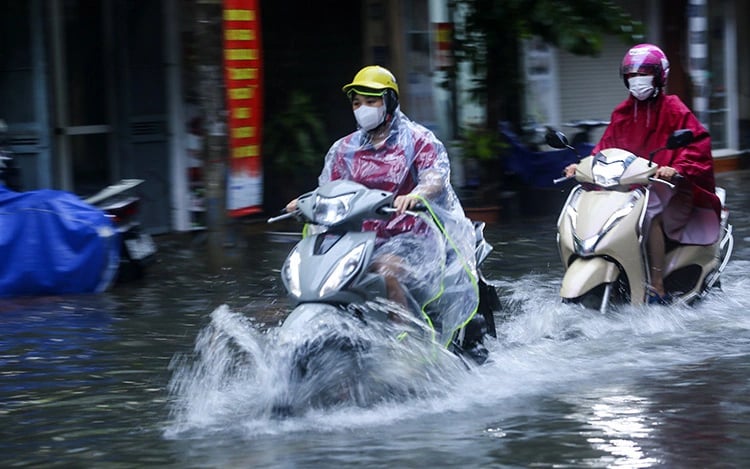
left=547, top=129, right=734, bottom=312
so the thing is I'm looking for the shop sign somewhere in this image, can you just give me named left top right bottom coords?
left=223, top=0, right=263, bottom=216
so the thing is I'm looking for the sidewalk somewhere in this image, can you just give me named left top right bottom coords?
left=715, top=151, right=749, bottom=173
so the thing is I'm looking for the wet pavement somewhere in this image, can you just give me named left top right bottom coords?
left=1, top=169, right=749, bottom=467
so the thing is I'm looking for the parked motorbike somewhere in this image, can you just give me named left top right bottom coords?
left=500, top=121, right=581, bottom=189
left=0, top=178, right=155, bottom=297
left=84, top=179, right=156, bottom=283
left=0, top=119, right=21, bottom=191
left=0, top=117, right=154, bottom=296
left=548, top=129, right=733, bottom=312
left=562, top=119, right=610, bottom=149
left=266, top=180, right=499, bottom=412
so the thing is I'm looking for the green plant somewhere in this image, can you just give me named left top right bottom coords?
left=457, top=125, right=508, bottom=205
left=264, top=90, right=329, bottom=180
left=458, top=125, right=506, bottom=163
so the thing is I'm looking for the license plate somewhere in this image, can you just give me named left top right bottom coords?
left=124, top=234, right=156, bottom=261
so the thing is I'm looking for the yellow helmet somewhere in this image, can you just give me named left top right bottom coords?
left=342, top=65, right=399, bottom=97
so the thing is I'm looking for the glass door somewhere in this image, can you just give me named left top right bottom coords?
left=50, top=0, right=116, bottom=195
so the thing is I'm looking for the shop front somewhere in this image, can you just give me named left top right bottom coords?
left=0, top=0, right=173, bottom=233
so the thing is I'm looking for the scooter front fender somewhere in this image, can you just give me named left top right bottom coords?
left=561, top=257, right=619, bottom=299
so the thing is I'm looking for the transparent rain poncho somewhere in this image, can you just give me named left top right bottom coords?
left=319, top=108, right=479, bottom=346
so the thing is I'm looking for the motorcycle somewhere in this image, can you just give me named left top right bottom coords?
left=266, top=180, right=499, bottom=412
left=562, top=119, right=610, bottom=149
left=0, top=116, right=154, bottom=297
left=547, top=129, right=734, bottom=312
left=84, top=179, right=156, bottom=283
left=0, top=177, right=155, bottom=297
left=500, top=120, right=609, bottom=189
left=0, top=119, right=21, bottom=192
left=499, top=121, right=581, bottom=189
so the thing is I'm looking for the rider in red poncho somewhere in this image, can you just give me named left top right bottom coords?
left=565, top=44, right=721, bottom=303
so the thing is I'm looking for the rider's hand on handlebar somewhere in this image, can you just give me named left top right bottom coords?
left=394, top=195, right=420, bottom=214
left=285, top=198, right=298, bottom=212
left=563, top=163, right=578, bottom=178
left=655, top=165, right=680, bottom=181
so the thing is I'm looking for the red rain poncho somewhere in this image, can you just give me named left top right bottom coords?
left=593, top=93, right=720, bottom=215
left=593, top=93, right=721, bottom=244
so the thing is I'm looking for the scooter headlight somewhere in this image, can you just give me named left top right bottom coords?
left=319, top=243, right=366, bottom=298
left=314, top=193, right=355, bottom=225
left=592, top=161, right=626, bottom=188
left=282, top=248, right=302, bottom=297
left=591, top=151, right=637, bottom=188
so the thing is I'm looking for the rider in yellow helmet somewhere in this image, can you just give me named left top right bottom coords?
left=288, top=65, right=480, bottom=348
left=342, top=65, right=400, bottom=131
left=343, top=65, right=399, bottom=95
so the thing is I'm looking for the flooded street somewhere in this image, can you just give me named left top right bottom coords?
left=2, top=170, right=750, bottom=467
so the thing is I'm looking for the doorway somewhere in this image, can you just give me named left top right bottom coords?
left=48, top=0, right=170, bottom=232
left=50, top=0, right=118, bottom=195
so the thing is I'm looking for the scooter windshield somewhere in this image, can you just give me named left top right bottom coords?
left=592, top=151, right=637, bottom=188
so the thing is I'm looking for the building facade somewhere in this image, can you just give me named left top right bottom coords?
left=364, top=0, right=750, bottom=179
left=522, top=1, right=750, bottom=157
left=0, top=0, right=177, bottom=232
left=0, top=0, right=746, bottom=234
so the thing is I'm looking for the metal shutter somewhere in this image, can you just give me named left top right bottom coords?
left=557, top=35, right=630, bottom=142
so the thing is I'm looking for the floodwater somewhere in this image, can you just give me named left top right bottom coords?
left=2, top=170, right=750, bottom=468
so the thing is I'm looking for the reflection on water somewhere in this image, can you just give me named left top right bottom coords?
left=571, top=393, right=658, bottom=467
left=1, top=171, right=749, bottom=467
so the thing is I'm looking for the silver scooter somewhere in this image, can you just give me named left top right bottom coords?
left=266, top=180, right=499, bottom=412
left=268, top=180, right=498, bottom=357
left=548, top=129, right=733, bottom=312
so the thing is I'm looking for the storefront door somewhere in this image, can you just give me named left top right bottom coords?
left=0, top=0, right=51, bottom=190
left=50, top=0, right=117, bottom=195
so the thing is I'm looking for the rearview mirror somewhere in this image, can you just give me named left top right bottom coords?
left=666, top=129, right=694, bottom=149
left=545, top=129, right=570, bottom=149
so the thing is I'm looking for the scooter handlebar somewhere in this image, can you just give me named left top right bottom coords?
left=378, top=205, right=427, bottom=216
left=648, top=176, right=677, bottom=190
left=267, top=210, right=298, bottom=224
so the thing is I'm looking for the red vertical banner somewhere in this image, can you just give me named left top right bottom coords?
left=433, top=22, right=453, bottom=70
left=223, top=0, right=263, bottom=217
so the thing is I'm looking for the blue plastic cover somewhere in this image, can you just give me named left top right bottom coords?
left=0, top=186, right=120, bottom=297
left=500, top=124, right=589, bottom=188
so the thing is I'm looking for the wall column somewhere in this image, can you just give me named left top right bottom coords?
left=687, top=0, right=709, bottom=127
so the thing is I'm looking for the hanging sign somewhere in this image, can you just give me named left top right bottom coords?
left=223, top=0, right=263, bottom=217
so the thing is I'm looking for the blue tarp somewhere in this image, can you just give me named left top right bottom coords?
left=0, top=185, right=120, bottom=297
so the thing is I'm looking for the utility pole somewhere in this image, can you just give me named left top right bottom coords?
left=195, top=0, right=227, bottom=270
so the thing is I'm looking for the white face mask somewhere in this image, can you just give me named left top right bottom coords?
left=628, top=75, right=655, bottom=101
left=354, top=104, right=386, bottom=131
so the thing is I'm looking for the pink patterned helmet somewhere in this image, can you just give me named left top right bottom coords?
left=621, top=43, right=670, bottom=88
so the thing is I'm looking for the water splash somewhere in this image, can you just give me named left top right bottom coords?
left=165, top=305, right=277, bottom=433
left=165, top=262, right=750, bottom=439
left=165, top=302, right=471, bottom=437
left=472, top=263, right=750, bottom=402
